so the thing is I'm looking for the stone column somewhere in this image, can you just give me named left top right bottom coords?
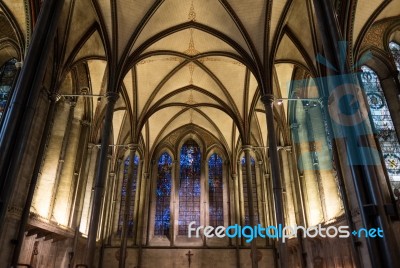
left=109, top=158, right=123, bottom=244
left=11, top=92, right=58, bottom=266
left=137, top=171, right=150, bottom=268
left=119, top=144, right=137, bottom=268
left=172, top=160, right=179, bottom=246
left=243, top=146, right=258, bottom=268
left=0, top=0, right=65, bottom=230
left=86, top=92, right=119, bottom=266
left=261, top=94, right=286, bottom=268
left=231, top=172, right=241, bottom=268
left=312, top=0, right=400, bottom=267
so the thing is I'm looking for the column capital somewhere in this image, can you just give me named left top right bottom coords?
left=261, top=94, right=275, bottom=105
left=105, top=92, right=119, bottom=103
left=278, top=145, right=292, bottom=152
left=87, top=143, right=96, bottom=149
left=231, top=173, right=237, bottom=180
left=81, top=120, right=91, bottom=126
left=49, top=92, right=62, bottom=102
left=127, top=143, right=138, bottom=151
left=143, top=172, right=150, bottom=179
left=80, top=87, right=90, bottom=94
left=264, top=173, right=270, bottom=179
left=109, top=172, right=116, bottom=177
left=242, top=145, right=253, bottom=151
left=14, top=61, right=23, bottom=69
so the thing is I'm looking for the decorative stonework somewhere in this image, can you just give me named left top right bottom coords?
left=361, top=21, right=390, bottom=51
left=188, top=0, right=196, bottom=22
left=7, top=205, right=23, bottom=219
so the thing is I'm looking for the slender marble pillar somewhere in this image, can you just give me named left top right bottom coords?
left=86, top=92, right=119, bottom=267
left=119, top=144, right=137, bottom=268
left=243, top=146, right=258, bottom=268
left=261, top=94, right=287, bottom=268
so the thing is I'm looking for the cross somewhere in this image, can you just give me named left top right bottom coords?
left=186, top=250, right=194, bottom=268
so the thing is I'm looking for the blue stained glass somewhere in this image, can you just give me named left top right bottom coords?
left=154, top=153, right=172, bottom=236
left=389, top=42, right=400, bottom=72
left=0, top=58, right=17, bottom=121
left=178, top=139, right=201, bottom=235
left=208, top=153, right=224, bottom=227
left=361, top=66, right=400, bottom=191
left=117, top=154, right=139, bottom=237
left=241, top=157, right=259, bottom=225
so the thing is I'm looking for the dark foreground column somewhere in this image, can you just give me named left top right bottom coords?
left=86, top=92, right=119, bottom=267
left=261, top=94, right=287, bottom=268
left=0, top=0, right=65, bottom=232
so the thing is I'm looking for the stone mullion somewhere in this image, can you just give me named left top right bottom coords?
left=222, top=160, right=230, bottom=229
left=237, top=160, right=245, bottom=231
left=133, top=159, right=144, bottom=246
left=201, top=160, right=207, bottom=246
left=172, top=160, right=179, bottom=246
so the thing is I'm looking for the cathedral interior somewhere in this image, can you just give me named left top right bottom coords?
left=1, top=0, right=400, bottom=267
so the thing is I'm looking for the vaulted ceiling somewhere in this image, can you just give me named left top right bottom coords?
left=0, top=0, right=399, bottom=162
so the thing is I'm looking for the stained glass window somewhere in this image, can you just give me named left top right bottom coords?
left=0, top=58, right=17, bottom=121
left=178, top=139, right=201, bottom=235
left=241, top=157, right=259, bottom=225
left=361, top=65, right=400, bottom=191
left=117, top=154, right=139, bottom=236
left=208, top=153, right=224, bottom=227
left=154, top=152, right=172, bottom=236
left=389, top=42, right=400, bottom=73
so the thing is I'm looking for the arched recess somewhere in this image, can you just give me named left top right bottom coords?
left=288, top=69, right=342, bottom=226
left=360, top=65, right=400, bottom=195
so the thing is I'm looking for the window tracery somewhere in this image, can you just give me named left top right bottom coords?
left=154, top=152, right=172, bottom=236
left=178, top=139, right=201, bottom=235
left=208, top=153, right=224, bottom=227
left=0, top=58, right=17, bottom=121
left=361, top=65, right=400, bottom=189
left=241, top=157, right=259, bottom=225
left=389, top=42, right=400, bottom=73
